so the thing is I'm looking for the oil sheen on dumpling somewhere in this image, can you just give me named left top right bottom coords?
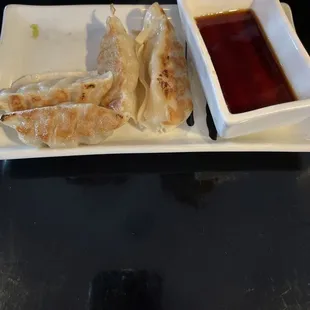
left=0, top=103, right=125, bottom=148
left=0, top=72, right=113, bottom=112
left=97, top=5, right=139, bottom=121
left=135, top=2, right=193, bottom=132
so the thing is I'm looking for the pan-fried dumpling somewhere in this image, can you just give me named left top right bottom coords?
left=10, top=71, right=96, bottom=91
left=0, top=71, right=113, bottom=112
left=135, top=2, right=193, bottom=132
left=1, top=103, right=124, bottom=148
left=97, top=5, right=139, bottom=121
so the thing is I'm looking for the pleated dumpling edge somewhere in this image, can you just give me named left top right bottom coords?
left=135, top=2, right=193, bottom=133
left=97, top=4, right=140, bottom=122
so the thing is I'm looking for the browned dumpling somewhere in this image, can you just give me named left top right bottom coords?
left=0, top=72, right=113, bottom=112
left=1, top=103, right=124, bottom=148
left=135, top=2, right=193, bottom=132
left=97, top=5, right=139, bottom=121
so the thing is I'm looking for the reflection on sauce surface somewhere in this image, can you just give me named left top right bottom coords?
left=196, top=10, right=296, bottom=114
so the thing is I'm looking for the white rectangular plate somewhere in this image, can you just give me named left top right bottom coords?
left=0, top=3, right=309, bottom=160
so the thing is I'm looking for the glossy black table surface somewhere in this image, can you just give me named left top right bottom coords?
left=1, top=1, right=310, bottom=309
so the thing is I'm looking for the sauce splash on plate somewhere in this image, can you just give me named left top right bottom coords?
left=196, top=10, right=296, bottom=114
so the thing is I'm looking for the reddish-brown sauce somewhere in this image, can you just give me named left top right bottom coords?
left=196, top=10, right=296, bottom=114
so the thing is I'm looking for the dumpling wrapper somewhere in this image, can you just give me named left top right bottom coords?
left=0, top=71, right=113, bottom=112
left=97, top=5, right=139, bottom=121
left=10, top=71, right=96, bottom=91
left=135, top=2, right=193, bottom=132
left=1, top=103, right=125, bottom=148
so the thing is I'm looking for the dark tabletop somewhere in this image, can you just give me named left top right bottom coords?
left=1, top=1, right=310, bottom=310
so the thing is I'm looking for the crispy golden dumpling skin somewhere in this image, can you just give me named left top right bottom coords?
left=1, top=103, right=124, bottom=148
left=97, top=5, right=139, bottom=120
left=135, top=2, right=193, bottom=132
left=0, top=72, right=113, bottom=112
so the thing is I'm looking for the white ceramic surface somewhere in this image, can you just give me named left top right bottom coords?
left=0, top=4, right=309, bottom=160
left=178, top=0, right=310, bottom=138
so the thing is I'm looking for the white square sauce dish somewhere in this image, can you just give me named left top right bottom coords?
left=178, top=0, right=310, bottom=138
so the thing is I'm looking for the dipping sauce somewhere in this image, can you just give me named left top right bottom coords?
left=196, top=10, right=296, bottom=114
